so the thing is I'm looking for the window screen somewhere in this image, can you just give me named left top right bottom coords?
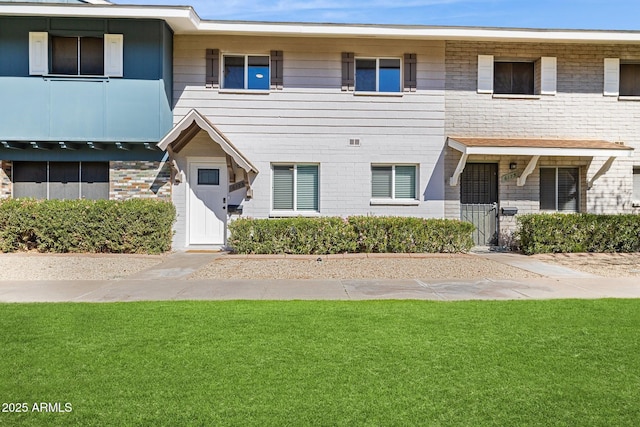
left=494, top=62, right=534, bottom=95
left=355, top=59, right=376, bottom=91
left=223, top=56, right=245, bottom=89
left=620, top=64, right=640, bottom=96
left=51, top=36, right=104, bottom=76
left=51, top=36, right=78, bottom=75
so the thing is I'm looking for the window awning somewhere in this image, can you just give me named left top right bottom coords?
left=447, top=137, right=634, bottom=187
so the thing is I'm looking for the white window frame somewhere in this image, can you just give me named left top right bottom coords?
left=539, top=167, right=580, bottom=212
left=28, top=32, right=123, bottom=77
left=370, top=164, right=419, bottom=206
left=222, top=54, right=270, bottom=91
left=355, top=57, right=402, bottom=93
left=270, top=163, right=320, bottom=216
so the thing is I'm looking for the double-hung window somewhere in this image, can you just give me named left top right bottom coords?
left=355, top=58, right=401, bottom=92
left=540, top=167, right=579, bottom=212
left=223, top=55, right=270, bottom=90
left=272, top=164, right=319, bottom=212
left=371, top=165, right=417, bottom=200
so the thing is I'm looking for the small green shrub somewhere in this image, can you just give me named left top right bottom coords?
left=517, top=213, right=640, bottom=255
left=228, top=216, right=474, bottom=254
left=0, top=199, right=175, bottom=254
left=228, top=217, right=358, bottom=254
left=349, top=216, right=474, bottom=253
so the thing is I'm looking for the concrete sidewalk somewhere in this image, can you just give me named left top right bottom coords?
left=1, top=277, right=639, bottom=302
left=1, top=250, right=639, bottom=302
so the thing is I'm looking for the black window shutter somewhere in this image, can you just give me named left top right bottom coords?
left=206, top=48, right=220, bottom=88
left=270, top=50, right=284, bottom=89
left=404, top=53, right=417, bottom=92
left=342, top=52, right=354, bottom=91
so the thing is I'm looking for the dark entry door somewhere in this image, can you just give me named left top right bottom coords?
left=460, top=163, right=498, bottom=246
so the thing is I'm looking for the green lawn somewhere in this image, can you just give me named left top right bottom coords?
left=1, top=300, right=639, bottom=426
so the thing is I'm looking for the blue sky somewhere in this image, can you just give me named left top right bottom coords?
left=112, top=1, right=640, bottom=30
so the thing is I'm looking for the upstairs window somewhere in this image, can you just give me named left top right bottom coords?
left=355, top=58, right=401, bottom=92
left=619, top=63, right=640, bottom=96
left=223, top=55, right=270, bottom=90
left=29, top=32, right=123, bottom=77
left=494, top=61, right=534, bottom=95
left=478, top=55, right=556, bottom=96
left=51, top=36, right=103, bottom=76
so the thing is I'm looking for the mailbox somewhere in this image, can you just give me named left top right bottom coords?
left=228, top=204, right=243, bottom=215
left=501, top=207, right=518, bottom=216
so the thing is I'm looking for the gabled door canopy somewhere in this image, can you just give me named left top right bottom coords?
left=158, top=109, right=258, bottom=193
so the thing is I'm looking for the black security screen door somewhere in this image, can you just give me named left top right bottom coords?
left=460, top=163, right=499, bottom=246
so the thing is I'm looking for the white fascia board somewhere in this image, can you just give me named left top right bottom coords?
left=195, top=21, right=640, bottom=42
left=464, top=146, right=634, bottom=157
left=0, top=4, right=200, bottom=32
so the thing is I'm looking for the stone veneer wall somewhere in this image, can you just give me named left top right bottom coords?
left=445, top=41, right=640, bottom=243
left=0, top=161, right=11, bottom=199
left=110, top=161, right=171, bottom=201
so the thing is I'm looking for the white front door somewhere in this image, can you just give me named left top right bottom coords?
left=188, top=162, right=227, bottom=245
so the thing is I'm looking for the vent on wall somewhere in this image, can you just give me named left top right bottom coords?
left=349, top=138, right=361, bottom=147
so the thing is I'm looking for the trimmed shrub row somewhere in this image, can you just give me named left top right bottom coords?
left=228, top=216, right=475, bottom=254
left=0, top=199, right=176, bottom=254
left=517, top=213, right=640, bottom=255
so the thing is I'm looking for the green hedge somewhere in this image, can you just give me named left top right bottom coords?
left=517, top=213, right=640, bottom=254
left=228, top=216, right=474, bottom=254
left=0, top=199, right=176, bottom=254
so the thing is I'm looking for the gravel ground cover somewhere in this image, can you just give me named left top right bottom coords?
left=533, top=253, right=640, bottom=277
left=188, top=254, right=542, bottom=280
left=0, top=254, right=164, bottom=281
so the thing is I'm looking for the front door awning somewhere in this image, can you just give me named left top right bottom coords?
left=447, top=137, right=634, bottom=186
left=157, top=109, right=258, bottom=194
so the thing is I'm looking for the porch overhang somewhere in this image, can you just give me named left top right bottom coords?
left=447, top=137, right=634, bottom=186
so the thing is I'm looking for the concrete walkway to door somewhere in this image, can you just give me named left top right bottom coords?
left=1, top=250, right=640, bottom=303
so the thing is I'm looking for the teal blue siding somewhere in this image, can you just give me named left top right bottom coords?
left=0, top=17, right=173, bottom=152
